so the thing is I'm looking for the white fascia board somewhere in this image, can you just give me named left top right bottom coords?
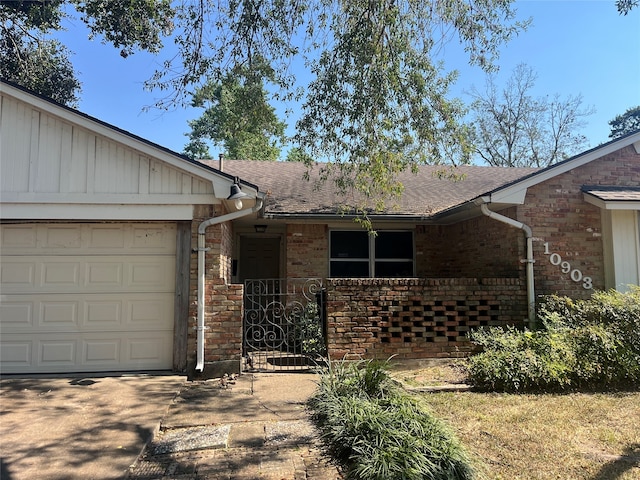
left=1, top=203, right=195, bottom=220
left=1, top=192, right=222, bottom=205
left=2, top=83, right=255, bottom=198
left=583, top=194, right=640, bottom=211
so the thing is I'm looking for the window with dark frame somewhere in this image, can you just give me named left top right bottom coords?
left=329, top=230, right=414, bottom=278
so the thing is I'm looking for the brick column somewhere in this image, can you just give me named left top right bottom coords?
left=188, top=205, right=244, bottom=379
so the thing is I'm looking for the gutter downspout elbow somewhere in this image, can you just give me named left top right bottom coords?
left=195, top=196, right=264, bottom=372
left=480, top=203, right=536, bottom=328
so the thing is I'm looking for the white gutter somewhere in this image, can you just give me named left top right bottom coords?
left=479, top=203, right=536, bottom=328
left=195, top=195, right=264, bottom=372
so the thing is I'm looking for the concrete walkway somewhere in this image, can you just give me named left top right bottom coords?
left=125, top=372, right=342, bottom=480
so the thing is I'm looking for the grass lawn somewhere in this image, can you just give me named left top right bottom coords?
left=392, top=364, right=640, bottom=480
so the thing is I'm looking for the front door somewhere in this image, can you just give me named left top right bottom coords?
left=239, top=236, right=280, bottom=282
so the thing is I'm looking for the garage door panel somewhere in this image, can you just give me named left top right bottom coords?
left=87, top=225, right=126, bottom=249
left=44, top=225, right=83, bottom=248
left=0, top=223, right=176, bottom=255
left=40, top=339, right=77, bottom=365
left=1, top=294, right=173, bottom=332
left=41, top=300, right=79, bottom=328
left=82, top=332, right=172, bottom=370
left=0, top=261, right=35, bottom=286
left=1, top=222, right=177, bottom=374
left=86, top=262, right=123, bottom=288
left=83, top=338, right=120, bottom=364
left=1, top=331, right=173, bottom=373
left=1, top=257, right=175, bottom=293
left=0, top=225, right=37, bottom=249
left=126, top=334, right=173, bottom=364
left=43, top=261, right=81, bottom=287
left=128, top=259, right=175, bottom=290
left=132, top=225, right=174, bottom=249
left=127, top=295, right=174, bottom=326
left=0, top=301, right=33, bottom=327
left=86, top=301, right=122, bottom=326
left=0, top=340, right=32, bottom=368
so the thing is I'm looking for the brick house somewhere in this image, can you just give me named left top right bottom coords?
left=209, top=142, right=639, bottom=366
left=1, top=80, right=639, bottom=376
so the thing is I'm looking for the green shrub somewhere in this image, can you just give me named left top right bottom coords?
left=466, top=287, right=640, bottom=392
left=308, top=360, right=476, bottom=480
left=466, top=327, right=573, bottom=391
left=292, top=302, right=326, bottom=356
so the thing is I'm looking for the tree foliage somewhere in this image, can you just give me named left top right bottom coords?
left=74, top=0, right=173, bottom=58
left=89, top=0, right=529, bottom=210
left=616, top=0, right=638, bottom=15
left=608, top=105, right=640, bottom=139
left=285, top=147, right=314, bottom=163
left=468, top=64, right=594, bottom=167
left=183, top=61, right=286, bottom=161
left=0, top=0, right=80, bottom=106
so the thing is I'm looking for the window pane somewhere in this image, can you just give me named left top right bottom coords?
left=330, top=231, right=368, bottom=259
left=375, top=231, right=413, bottom=259
left=375, top=261, right=414, bottom=277
left=330, top=261, right=370, bottom=278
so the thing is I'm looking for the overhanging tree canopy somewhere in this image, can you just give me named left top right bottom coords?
left=3, top=0, right=531, bottom=216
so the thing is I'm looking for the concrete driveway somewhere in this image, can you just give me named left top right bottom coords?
left=0, top=373, right=185, bottom=480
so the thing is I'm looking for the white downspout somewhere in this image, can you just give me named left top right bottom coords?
left=480, top=203, right=536, bottom=328
left=195, top=196, right=264, bottom=372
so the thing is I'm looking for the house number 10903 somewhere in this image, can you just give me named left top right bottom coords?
left=543, top=242, right=593, bottom=290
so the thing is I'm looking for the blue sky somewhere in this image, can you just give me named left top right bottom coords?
left=57, top=0, right=640, bottom=160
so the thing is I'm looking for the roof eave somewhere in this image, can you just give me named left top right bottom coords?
left=263, top=212, right=439, bottom=223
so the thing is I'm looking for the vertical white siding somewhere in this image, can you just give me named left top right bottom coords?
left=607, top=210, right=640, bottom=291
left=1, top=93, right=215, bottom=199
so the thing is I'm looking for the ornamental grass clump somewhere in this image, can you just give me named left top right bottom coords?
left=307, top=360, right=476, bottom=480
left=466, top=287, right=640, bottom=392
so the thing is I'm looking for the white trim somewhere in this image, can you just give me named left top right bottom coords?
left=1, top=192, right=221, bottom=205
left=1, top=204, right=194, bottom=220
left=583, top=194, right=640, bottom=210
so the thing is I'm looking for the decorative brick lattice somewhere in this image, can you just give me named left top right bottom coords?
left=374, top=297, right=502, bottom=345
left=325, top=278, right=526, bottom=360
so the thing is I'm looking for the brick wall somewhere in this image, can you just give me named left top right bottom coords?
left=325, top=277, right=526, bottom=360
left=286, top=223, right=328, bottom=278
left=518, top=146, right=640, bottom=299
left=416, top=207, right=524, bottom=278
left=203, top=283, right=244, bottom=363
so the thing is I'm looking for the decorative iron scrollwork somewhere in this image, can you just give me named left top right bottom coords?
left=243, top=278, right=326, bottom=371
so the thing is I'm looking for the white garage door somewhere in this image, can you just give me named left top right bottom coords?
left=0, top=223, right=177, bottom=374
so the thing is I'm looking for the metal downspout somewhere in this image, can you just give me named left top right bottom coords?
left=480, top=203, right=536, bottom=328
left=195, top=196, right=264, bottom=372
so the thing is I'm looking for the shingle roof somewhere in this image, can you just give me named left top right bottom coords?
left=582, top=186, right=640, bottom=202
left=201, top=160, right=538, bottom=218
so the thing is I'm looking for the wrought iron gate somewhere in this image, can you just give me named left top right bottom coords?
left=243, top=278, right=326, bottom=371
